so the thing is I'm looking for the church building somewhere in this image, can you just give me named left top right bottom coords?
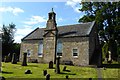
left=20, top=9, right=101, bottom=66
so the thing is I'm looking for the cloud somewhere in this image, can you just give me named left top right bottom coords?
left=23, top=16, right=46, bottom=25
left=0, top=6, right=24, bottom=15
left=57, top=18, right=63, bottom=22
left=66, top=0, right=82, bottom=13
left=14, top=25, right=34, bottom=43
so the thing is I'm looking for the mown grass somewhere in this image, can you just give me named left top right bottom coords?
left=0, top=62, right=119, bottom=79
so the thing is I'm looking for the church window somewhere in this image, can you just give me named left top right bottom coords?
left=57, top=40, right=62, bottom=56
left=27, top=49, right=31, bottom=57
left=38, top=41, right=43, bottom=57
left=72, top=49, right=78, bottom=57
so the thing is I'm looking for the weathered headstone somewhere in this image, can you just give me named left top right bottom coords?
left=49, top=61, right=53, bottom=69
left=11, top=53, right=17, bottom=64
left=43, top=70, right=47, bottom=76
left=1, top=76, right=5, bottom=80
left=4, top=56, right=9, bottom=63
left=46, top=74, right=50, bottom=80
left=63, top=66, right=67, bottom=71
left=22, top=53, right=27, bottom=66
left=108, top=51, right=112, bottom=62
left=55, top=56, right=60, bottom=74
left=25, top=70, right=32, bottom=74
left=66, top=75, right=68, bottom=79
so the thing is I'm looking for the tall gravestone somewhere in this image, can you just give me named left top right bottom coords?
left=49, top=61, right=53, bottom=69
left=22, top=53, right=27, bottom=66
left=11, top=53, right=17, bottom=64
left=55, top=56, right=60, bottom=74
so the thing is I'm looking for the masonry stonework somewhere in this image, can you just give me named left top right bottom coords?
left=20, top=9, right=99, bottom=66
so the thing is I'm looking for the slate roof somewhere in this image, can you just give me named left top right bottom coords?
left=22, top=21, right=95, bottom=41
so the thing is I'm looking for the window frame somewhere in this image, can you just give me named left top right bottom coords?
left=27, top=49, right=31, bottom=57
left=38, top=41, right=43, bottom=57
left=72, top=48, right=78, bottom=58
left=57, top=40, right=62, bottom=57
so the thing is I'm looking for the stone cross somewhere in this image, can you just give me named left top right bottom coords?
left=49, top=61, right=53, bottom=69
left=11, top=53, right=17, bottom=64
left=22, top=52, right=27, bottom=66
left=55, top=56, right=60, bottom=74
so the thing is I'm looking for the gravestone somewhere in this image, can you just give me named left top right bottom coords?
left=63, top=66, right=67, bottom=71
left=22, top=53, right=27, bottom=66
left=4, top=56, right=9, bottom=62
left=46, top=74, right=50, bottom=80
left=55, top=56, right=60, bottom=74
left=11, top=53, right=17, bottom=64
left=25, top=70, right=32, bottom=74
left=43, top=70, right=47, bottom=76
left=66, top=75, right=68, bottom=79
left=1, top=76, right=5, bottom=80
left=49, top=61, right=53, bottom=69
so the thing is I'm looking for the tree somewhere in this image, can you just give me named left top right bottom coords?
left=79, top=1, right=120, bottom=61
left=2, top=23, right=16, bottom=60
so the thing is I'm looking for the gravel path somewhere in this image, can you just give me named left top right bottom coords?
left=96, top=68, right=102, bottom=80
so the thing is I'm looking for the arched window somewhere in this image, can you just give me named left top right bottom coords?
left=38, top=41, right=43, bottom=57
left=57, top=39, right=62, bottom=56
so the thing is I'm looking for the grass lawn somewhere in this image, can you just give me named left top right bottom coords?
left=0, top=62, right=119, bottom=79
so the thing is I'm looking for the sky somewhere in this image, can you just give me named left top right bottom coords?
left=0, top=0, right=84, bottom=43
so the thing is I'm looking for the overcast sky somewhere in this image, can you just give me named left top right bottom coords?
left=0, top=0, right=84, bottom=43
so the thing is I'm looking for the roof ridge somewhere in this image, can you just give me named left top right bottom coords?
left=21, top=27, right=39, bottom=41
left=57, top=22, right=92, bottom=27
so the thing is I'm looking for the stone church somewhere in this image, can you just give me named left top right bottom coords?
left=20, top=9, right=101, bottom=66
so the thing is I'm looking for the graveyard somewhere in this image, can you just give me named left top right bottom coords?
left=0, top=62, right=119, bottom=79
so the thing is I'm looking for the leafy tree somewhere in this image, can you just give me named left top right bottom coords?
left=79, top=1, right=120, bottom=60
left=2, top=23, right=16, bottom=60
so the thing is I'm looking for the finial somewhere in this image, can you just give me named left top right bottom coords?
left=52, top=8, right=54, bottom=12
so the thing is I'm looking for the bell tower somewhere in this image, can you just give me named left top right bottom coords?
left=43, top=8, right=58, bottom=63
left=46, top=8, right=57, bottom=30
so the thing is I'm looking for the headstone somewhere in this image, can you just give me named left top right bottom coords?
left=55, top=56, right=60, bottom=74
left=11, top=53, right=17, bottom=64
left=43, top=70, right=47, bottom=76
left=1, top=76, right=5, bottom=80
left=49, top=61, right=53, bottom=69
left=46, top=74, right=50, bottom=80
left=63, top=66, right=67, bottom=71
left=108, top=51, right=112, bottom=62
left=66, top=75, right=68, bottom=79
left=22, top=53, right=27, bottom=66
left=25, top=70, right=32, bottom=74
left=8, top=53, right=11, bottom=62
left=89, top=78, right=92, bottom=80
left=4, top=56, right=9, bottom=62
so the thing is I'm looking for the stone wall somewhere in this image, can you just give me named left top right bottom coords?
left=89, top=24, right=99, bottom=63
left=43, top=36, right=56, bottom=63
left=20, top=37, right=90, bottom=66
left=59, top=37, right=89, bottom=66
left=20, top=40, right=43, bottom=62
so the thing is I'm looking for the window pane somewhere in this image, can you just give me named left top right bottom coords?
left=38, top=42, right=43, bottom=56
left=27, top=49, right=31, bottom=57
left=73, top=53, right=78, bottom=56
left=73, top=49, right=77, bottom=53
left=73, top=49, right=78, bottom=56
left=57, top=40, right=62, bottom=56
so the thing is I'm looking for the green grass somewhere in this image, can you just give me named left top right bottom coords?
left=0, top=62, right=119, bottom=79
